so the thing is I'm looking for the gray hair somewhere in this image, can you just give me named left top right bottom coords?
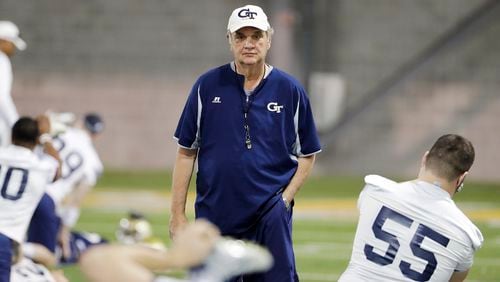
left=226, top=27, right=274, bottom=44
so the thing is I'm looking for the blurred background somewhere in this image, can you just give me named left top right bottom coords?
left=2, top=0, right=500, bottom=180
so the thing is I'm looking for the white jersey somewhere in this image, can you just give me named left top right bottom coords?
left=339, top=175, right=483, bottom=282
left=46, top=127, right=103, bottom=204
left=0, top=51, right=19, bottom=147
left=0, top=145, right=57, bottom=243
left=11, top=258, right=56, bottom=282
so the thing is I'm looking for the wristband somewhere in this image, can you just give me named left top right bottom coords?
left=39, top=133, right=53, bottom=144
left=21, top=243, right=36, bottom=259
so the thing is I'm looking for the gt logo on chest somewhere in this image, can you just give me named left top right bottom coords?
left=267, top=102, right=284, bottom=113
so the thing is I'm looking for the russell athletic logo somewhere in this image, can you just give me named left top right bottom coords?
left=267, top=102, right=284, bottom=113
left=212, top=97, right=221, bottom=103
left=238, top=8, right=258, bottom=19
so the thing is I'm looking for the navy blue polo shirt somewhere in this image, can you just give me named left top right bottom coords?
left=174, top=62, right=321, bottom=234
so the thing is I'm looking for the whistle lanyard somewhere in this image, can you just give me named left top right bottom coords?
left=243, top=95, right=253, bottom=149
left=236, top=64, right=267, bottom=150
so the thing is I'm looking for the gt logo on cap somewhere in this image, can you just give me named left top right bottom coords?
left=238, top=8, right=258, bottom=19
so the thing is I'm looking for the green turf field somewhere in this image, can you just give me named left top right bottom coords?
left=62, top=171, right=500, bottom=281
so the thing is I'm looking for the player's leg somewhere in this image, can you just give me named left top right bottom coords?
left=58, top=231, right=107, bottom=265
left=27, top=194, right=60, bottom=253
left=79, top=244, right=158, bottom=282
left=244, top=194, right=298, bottom=282
left=0, top=233, right=13, bottom=282
left=80, top=220, right=221, bottom=282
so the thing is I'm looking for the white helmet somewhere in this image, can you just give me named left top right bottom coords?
left=115, top=211, right=153, bottom=245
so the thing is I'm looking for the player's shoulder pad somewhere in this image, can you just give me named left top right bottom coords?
left=364, top=174, right=397, bottom=189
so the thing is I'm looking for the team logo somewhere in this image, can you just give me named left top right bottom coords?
left=238, top=8, right=258, bottom=19
left=212, top=97, right=222, bottom=104
left=267, top=102, right=283, bottom=113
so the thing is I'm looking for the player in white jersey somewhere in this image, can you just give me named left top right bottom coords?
left=0, top=117, right=59, bottom=282
left=339, top=134, right=483, bottom=282
left=27, top=113, right=104, bottom=260
left=0, top=21, right=26, bottom=147
left=47, top=113, right=103, bottom=224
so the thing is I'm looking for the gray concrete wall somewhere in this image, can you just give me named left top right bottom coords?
left=314, top=0, right=500, bottom=181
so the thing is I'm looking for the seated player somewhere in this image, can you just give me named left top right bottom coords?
left=27, top=112, right=104, bottom=260
left=0, top=116, right=60, bottom=281
left=339, top=134, right=483, bottom=282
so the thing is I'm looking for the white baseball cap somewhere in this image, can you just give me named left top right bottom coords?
left=0, top=21, right=27, bottom=50
left=227, top=5, right=271, bottom=33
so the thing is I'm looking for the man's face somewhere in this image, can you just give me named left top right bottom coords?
left=0, top=40, right=16, bottom=57
left=229, top=27, right=270, bottom=67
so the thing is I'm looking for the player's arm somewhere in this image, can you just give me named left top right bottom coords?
left=0, top=87, right=18, bottom=127
left=282, top=154, right=316, bottom=206
left=22, top=242, right=58, bottom=267
left=449, top=269, right=469, bottom=282
left=59, top=181, right=91, bottom=229
left=58, top=181, right=93, bottom=258
left=0, top=62, right=19, bottom=126
left=37, top=114, right=62, bottom=180
left=169, top=146, right=198, bottom=238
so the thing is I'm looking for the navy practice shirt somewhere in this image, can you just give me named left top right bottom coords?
left=174, top=62, right=321, bottom=234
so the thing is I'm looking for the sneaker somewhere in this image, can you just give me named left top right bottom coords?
left=190, top=238, right=273, bottom=282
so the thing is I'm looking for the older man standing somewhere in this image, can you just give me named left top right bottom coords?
left=0, top=21, right=26, bottom=147
left=170, top=5, right=321, bottom=282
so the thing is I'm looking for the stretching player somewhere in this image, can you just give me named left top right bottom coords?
left=0, top=117, right=59, bottom=281
left=80, top=220, right=273, bottom=282
left=339, top=134, right=483, bottom=282
left=27, top=112, right=104, bottom=260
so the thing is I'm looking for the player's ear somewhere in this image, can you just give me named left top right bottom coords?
left=457, top=171, right=468, bottom=186
left=227, top=33, right=233, bottom=51
left=455, top=171, right=468, bottom=193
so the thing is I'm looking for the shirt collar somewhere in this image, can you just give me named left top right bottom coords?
left=230, top=61, right=273, bottom=79
left=413, top=180, right=452, bottom=200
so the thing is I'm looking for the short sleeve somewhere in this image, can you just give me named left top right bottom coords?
left=294, top=86, right=321, bottom=156
left=174, top=79, right=202, bottom=149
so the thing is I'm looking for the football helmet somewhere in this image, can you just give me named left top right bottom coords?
left=115, top=211, right=153, bottom=245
